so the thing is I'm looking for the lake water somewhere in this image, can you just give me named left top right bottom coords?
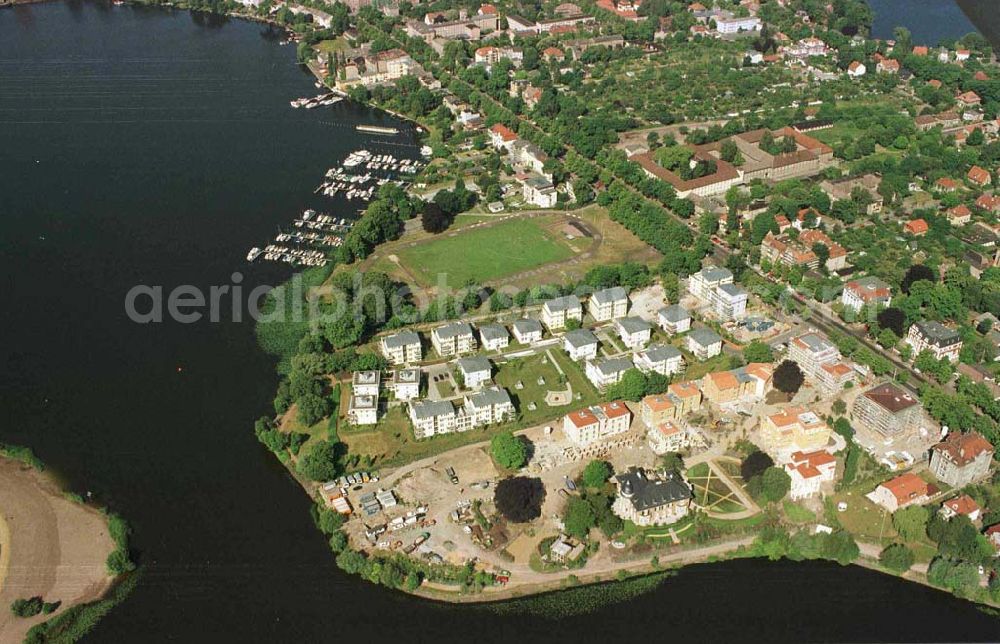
left=867, top=0, right=986, bottom=46
left=1, top=2, right=999, bottom=642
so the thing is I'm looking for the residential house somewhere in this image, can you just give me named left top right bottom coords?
left=759, top=406, right=832, bottom=457
left=688, top=265, right=734, bottom=301
left=564, top=328, right=599, bottom=361
left=940, top=495, right=982, bottom=522
left=511, top=318, right=543, bottom=345
left=615, top=317, right=653, bottom=349
left=633, top=344, right=684, bottom=376
left=431, top=322, right=477, bottom=357
left=612, top=467, right=692, bottom=526
left=905, top=320, right=963, bottom=362
left=957, top=91, right=982, bottom=108
left=701, top=362, right=773, bottom=404
left=456, top=355, right=492, bottom=389
left=785, top=450, right=837, bottom=500
left=819, top=175, right=882, bottom=215
left=478, top=324, right=509, bottom=352
left=586, top=356, right=634, bottom=389
left=687, top=327, right=723, bottom=360
left=841, top=276, right=892, bottom=312
left=647, top=421, right=690, bottom=455
left=380, top=330, right=422, bottom=365
left=799, top=229, right=848, bottom=271
left=348, top=394, right=378, bottom=426
left=640, top=382, right=703, bottom=427
left=716, top=14, right=762, bottom=34
left=968, top=165, right=992, bottom=187
left=562, top=400, right=632, bottom=446
left=710, top=282, right=749, bottom=321
left=462, top=386, right=515, bottom=426
left=877, top=58, right=900, bottom=74
left=868, top=473, right=931, bottom=512
left=519, top=173, right=558, bottom=207
left=488, top=123, right=518, bottom=150
left=904, top=218, right=929, bottom=236
left=787, top=331, right=855, bottom=392
left=409, top=400, right=458, bottom=439
left=352, top=370, right=381, bottom=397
left=541, top=295, right=582, bottom=330
left=385, top=368, right=420, bottom=401
left=947, top=204, right=972, bottom=226
left=847, top=61, right=866, bottom=77
left=658, top=304, right=692, bottom=335
left=929, top=431, right=994, bottom=487
left=589, top=286, right=629, bottom=321
left=852, top=382, right=923, bottom=439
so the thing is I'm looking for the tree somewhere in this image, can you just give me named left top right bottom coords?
left=877, top=328, right=899, bottom=350
left=743, top=340, right=774, bottom=363
left=901, top=264, right=935, bottom=294
left=490, top=431, right=527, bottom=469
left=297, top=440, right=340, bottom=481
left=563, top=497, right=597, bottom=540
left=10, top=597, right=44, bottom=618
left=832, top=399, right=847, bottom=416
left=877, top=307, right=907, bottom=337
left=748, top=466, right=790, bottom=503
left=662, top=452, right=684, bottom=472
left=421, top=201, right=450, bottom=233
left=741, top=450, right=774, bottom=481
left=823, top=530, right=860, bottom=565
left=773, top=360, right=805, bottom=395
left=107, top=549, right=135, bottom=575
left=892, top=506, right=929, bottom=542
left=605, top=368, right=649, bottom=402
left=296, top=393, right=330, bottom=426
left=581, top=460, right=611, bottom=488
left=494, top=476, right=546, bottom=523
left=879, top=543, right=915, bottom=573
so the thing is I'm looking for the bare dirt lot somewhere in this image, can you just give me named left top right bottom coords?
left=0, top=459, right=115, bottom=643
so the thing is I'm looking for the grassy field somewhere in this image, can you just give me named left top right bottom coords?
left=494, top=350, right=600, bottom=426
left=395, top=217, right=575, bottom=286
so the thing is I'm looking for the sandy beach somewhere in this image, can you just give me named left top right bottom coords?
left=0, top=458, right=115, bottom=643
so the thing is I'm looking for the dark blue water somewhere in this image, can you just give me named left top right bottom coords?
left=2, top=2, right=999, bottom=642
left=868, top=0, right=978, bottom=45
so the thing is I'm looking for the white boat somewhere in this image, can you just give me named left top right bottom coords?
left=246, top=247, right=262, bottom=262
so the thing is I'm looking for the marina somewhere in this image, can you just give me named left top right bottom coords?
left=246, top=143, right=426, bottom=267
left=290, top=92, right=344, bottom=109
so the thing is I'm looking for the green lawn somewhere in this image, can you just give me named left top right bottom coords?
left=395, top=218, right=575, bottom=286
left=783, top=500, right=817, bottom=524
left=494, top=351, right=601, bottom=426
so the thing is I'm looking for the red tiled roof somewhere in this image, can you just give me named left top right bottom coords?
left=943, top=494, right=980, bottom=517
left=932, top=431, right=994, bottom=467
left=489, top=123, right=517, bottom=142
left=968, top=166, right=991, bottom=185
left=880, top=473, right=929, bottom=504
left=904, top=218, right=929, bottom=235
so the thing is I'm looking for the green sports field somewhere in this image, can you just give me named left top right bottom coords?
left=396, top=217, right=575, bottom=286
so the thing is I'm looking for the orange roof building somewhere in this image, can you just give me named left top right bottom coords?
left=968, top=165, right=992, bottom=187
left=869, top=473, right=931, bottom=512
left=904, top=218, right=929, bottom=236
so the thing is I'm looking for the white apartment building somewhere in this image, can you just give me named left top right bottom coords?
left=585, top=356, right=634, bottom=389
left=564, top=329, right=599, bottom=361
left=541, top=295, right=583, bottom=330
left=688, top=265, right=733, bottom=302
left=562, top=401, right=632, bottom=446
left=588, top=286, right=629, bottom=322
left=905, top=320, right=963, bottom=362
left=615, top=317, right=653, bottom=349
left=633, top=344, right=685, bottom=376
left=431, top=322, right=477, bottom=357
left=380, top=330, right=422, bottom=365
left=658, top=304, right=691, bottom=335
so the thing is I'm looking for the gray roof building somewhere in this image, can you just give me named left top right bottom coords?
left=640, top=344, right=682, bottom=363
left=912, top=320, right=961, bottom=347
left=545, top=295, right=581, bottom=313
left=479, top=324, right=509, bottom=343
left=688, top=327, right=722, bottom=347
left=410, top=400, right=455, bottom=419
left=591, top=356, right=633, bottom=377
left=435, top=322, right=474, bottom=339
left=565, top=328, right=599, bottom=349
left=457, top=355, right=492, bottom=375
left=615, top=467, right=692, bottom=512
left=591, top=286, right=628, bottom=306
left=383, top=330, right=420, bottom=348
left=659, top=304, right=690, bottom=323
left=617, top=316, right=653, bottom=335
left=512, top=318, right=543, bottom=335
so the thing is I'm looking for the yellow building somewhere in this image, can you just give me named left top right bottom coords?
left=759, top=406, right=831, bottom=456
